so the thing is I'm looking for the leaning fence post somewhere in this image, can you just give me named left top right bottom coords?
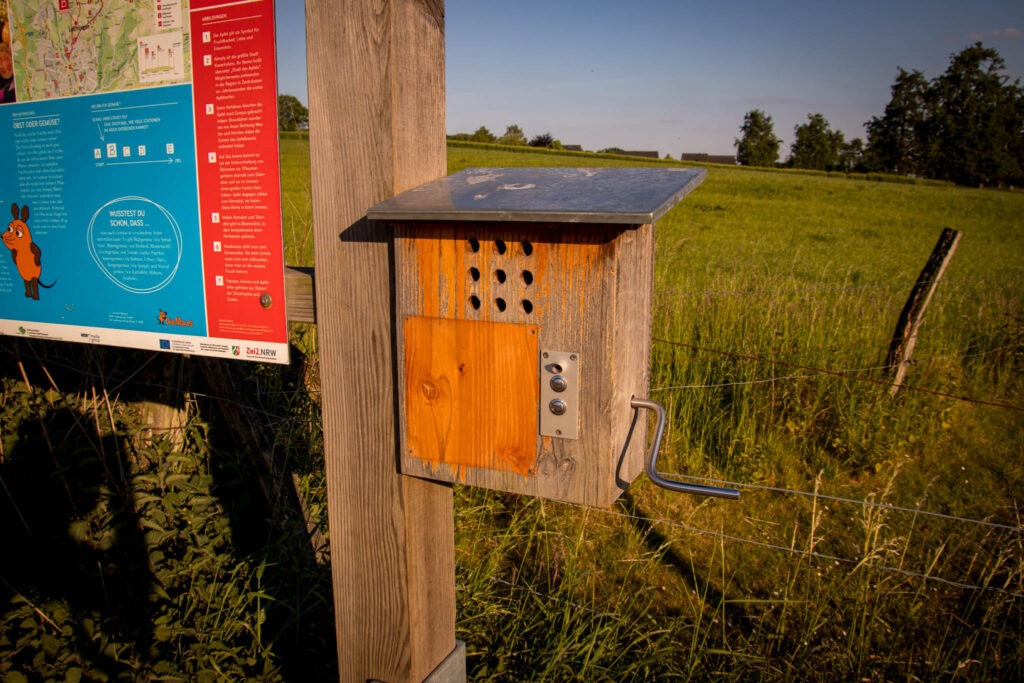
left=886, top=227, right=962, bottom=396
left=305, top=0, right=461, bottom=681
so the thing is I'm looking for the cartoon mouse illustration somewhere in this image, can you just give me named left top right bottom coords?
left=4, top=203, right=56, bottom=299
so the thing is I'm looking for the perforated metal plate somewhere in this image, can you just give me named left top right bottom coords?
left=539, top=350, right=579, bottom=439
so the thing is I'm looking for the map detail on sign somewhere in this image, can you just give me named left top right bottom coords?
left=0, top=0, right=289, bottom=364
left=10, top=0, right=191, bottom=100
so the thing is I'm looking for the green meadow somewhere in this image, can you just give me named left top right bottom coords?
left=1, top=137, right=1021, bottom=680
left=442, top=143, right=1024, bottom=680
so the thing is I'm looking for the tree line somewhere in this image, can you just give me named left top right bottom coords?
left=447, top=124, right=566, bottom=149
left=735, top=43, right=1024, bottom=186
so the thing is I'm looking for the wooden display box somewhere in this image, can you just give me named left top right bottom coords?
left=368, top=167, right=706, bottom=507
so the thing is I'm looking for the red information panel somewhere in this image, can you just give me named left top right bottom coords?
left=190, top=0, right=288, bottom=352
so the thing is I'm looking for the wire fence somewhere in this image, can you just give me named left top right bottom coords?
left=548, top=500, right=1024, bottom=600
left=658, top=471, right=1022, bottom=532
left=652, top=337, right=1024, bottom=412
left=6, top=347, right=1021, bottom=610
left=651, top=362, right=898, bottom=392
left=2, top=263, right=1022, bottom=632
left=651, top=329, right=1015, bottom=364
left=654, top=276, right=1024, bottom=298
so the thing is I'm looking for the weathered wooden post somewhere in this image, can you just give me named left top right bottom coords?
left=305, top=0, right=461, bottom=681
left=886, top=227, right=962, bottom=396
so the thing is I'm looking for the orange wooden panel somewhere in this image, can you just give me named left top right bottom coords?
left=404, top=316, right=539, bottom=480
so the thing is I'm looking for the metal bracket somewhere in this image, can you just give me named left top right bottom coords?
left=539, top=350, right=579, bottom=439
left=630, top=397, right=740, bottom=499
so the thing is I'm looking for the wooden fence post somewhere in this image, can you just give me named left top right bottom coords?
left=305, top=1, right=460, bottom=681
left=886, top=227, right=962, bottom=396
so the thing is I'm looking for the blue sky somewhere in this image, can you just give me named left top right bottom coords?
left=274, top=0, right=1024, bottom=159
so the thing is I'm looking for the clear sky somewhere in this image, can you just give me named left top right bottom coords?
left=274, top=0, right=1024, bottom=159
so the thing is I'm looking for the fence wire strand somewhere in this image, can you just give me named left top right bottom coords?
left=652, top=337, right=1024, bottom=412
left=557, top=501, right=1024, bottom=599
left=654, top=277, right=1022, bottom=298
left=651, top=363, right=896, bottom=392
left=657, top=472, right=1022, bottom=532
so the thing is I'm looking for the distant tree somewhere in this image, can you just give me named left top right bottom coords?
left=278, top=94, right=308, bottom=131
left=788, top=113, right=843, bottom=170
left=926, top=43, right=1023, bottom=186
left=734, top=109, right=781, bottom=166
left=529, top=133, right=554, bottom=148
left=863, top=68, right=929, bottom=175
left=863, top=43, right=1024, bottom=186
left=550, top=139, right=563, bottom=150
left=837, top=137, right=865, bottom=172
left=663, top=153, right=675, bottom=160
left=497, top=124, right=527, bottom=146
left=472, top=126, right=496, bottom=143
left=598, top=147, right=625, bottom=155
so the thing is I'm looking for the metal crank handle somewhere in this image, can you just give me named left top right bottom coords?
left=630, top=397, right=740, bottom=500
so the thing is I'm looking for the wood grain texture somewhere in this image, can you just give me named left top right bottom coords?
left=305, top=1, right=455, bottom=681
left=284, top=266, right=316, bottom=323
left=404, top=317, right=539, bottom=478
left=606, top=223, right=654, bottom=502
left=886, top=228, right=961, bottom=396
left=394, top=222, right=651, bottom=507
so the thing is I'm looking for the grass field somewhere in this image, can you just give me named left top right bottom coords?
left=443, top=144, right=1024, bottom=680
left=1, top=138, right=1021, bottom=680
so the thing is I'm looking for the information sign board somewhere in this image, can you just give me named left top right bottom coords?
left=0, top=0, right=289, bottom=363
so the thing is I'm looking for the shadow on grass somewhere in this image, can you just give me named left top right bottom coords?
left=0, top=338, right=336, bottom=681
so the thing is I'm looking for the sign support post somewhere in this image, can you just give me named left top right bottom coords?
left=305, top=1, right=461, bottom=681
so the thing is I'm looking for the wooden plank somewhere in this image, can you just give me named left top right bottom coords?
left=404, top=317, right=539, bottom=479
left=607, top=223, right=654, bottom=502
left=284, top=266, right=316, bottom=324
left=886, top=228, right=962, bottom=396
left=305, top=0, right=456, bottom=681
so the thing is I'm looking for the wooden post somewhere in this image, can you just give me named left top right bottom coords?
left=885, top=227, right=962, bottom=396
left=305, top=1, right=460, bottom=682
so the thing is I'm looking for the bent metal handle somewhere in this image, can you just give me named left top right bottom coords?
left=630, top=397, right=740, bottom=500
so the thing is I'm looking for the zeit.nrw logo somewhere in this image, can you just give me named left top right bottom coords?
left=158, top=309, right=194, bottom=327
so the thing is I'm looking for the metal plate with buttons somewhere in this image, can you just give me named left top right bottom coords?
left=539, top=350, right=579, bottom=439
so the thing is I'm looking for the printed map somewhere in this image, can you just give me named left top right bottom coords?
left=6, top=0, right=191, bottom=101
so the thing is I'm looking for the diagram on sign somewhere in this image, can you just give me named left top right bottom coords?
left=138, top=33, right=186, bottom=84
left=89, top=99, right=183, bottom=167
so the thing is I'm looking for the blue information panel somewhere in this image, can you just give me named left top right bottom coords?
left=0, top=87, right=206, bottom=333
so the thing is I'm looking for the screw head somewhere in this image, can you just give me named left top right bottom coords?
left=260, top=293, right=273, bottom=309
left=548, top=398, right=567, bottom=416
left=550, top=375, right=568, bottom=392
